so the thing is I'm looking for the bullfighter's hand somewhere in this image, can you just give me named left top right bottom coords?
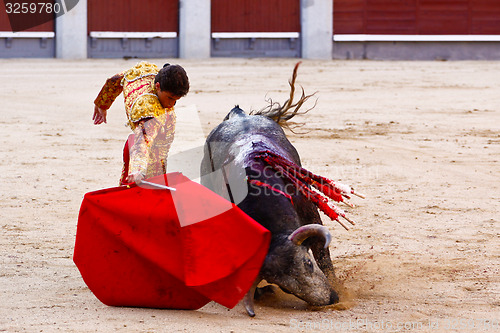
left=93, top=105, right=107, bottom=125
left=126, top=172, right=145, bottom=184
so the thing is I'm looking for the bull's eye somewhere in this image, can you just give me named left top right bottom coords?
left=304, top=259, right=314, bottom=272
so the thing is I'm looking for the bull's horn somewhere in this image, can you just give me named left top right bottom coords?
left=288, top=224, right=332, bottom=249
left=242, top=279, right=260, bottom=317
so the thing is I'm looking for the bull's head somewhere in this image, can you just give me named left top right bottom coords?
left=244, top=224, right=339, bottom=316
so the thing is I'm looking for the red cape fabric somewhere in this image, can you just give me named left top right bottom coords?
left=73, top=172, right=270, bottom=309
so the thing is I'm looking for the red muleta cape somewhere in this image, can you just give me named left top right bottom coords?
left=73, top=172, right=270, bottom=310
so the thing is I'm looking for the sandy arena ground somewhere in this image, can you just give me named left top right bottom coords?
left=0, top=58, right=499, bottom=332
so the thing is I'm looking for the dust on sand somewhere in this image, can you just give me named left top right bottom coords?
left=0, top=58, right=499, bottom=332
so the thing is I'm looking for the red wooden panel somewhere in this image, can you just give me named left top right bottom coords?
left=366, top=0, right=416, bottom=8
left=335, top=0, right=500, bottom=35
left=334, top=0, right=365, bottom=11
left=333, top=0, right=365, bottom=34
left=334, top=17, right=365, bottom=34
left=211, top=0, right=300, bottom=32
left=470, top=18, right=500, bottom=34
left=418, top=12, right=470, bottom=34
left=0, top=2, right=14, bottom=30
left=418, top=0, right=469, bottom=34
left=88, top=0, right=178, bottom=32
left=470, top=0, right=500, bottom=9
left=470, top=0, right=500, bottom=34
left=419, top=0, right=469, bottom=12
left=365, top=19, right=417, bottom=34
left=365, top=0, right=417, bottom=34
left=0, top=2, right=54, bottom=31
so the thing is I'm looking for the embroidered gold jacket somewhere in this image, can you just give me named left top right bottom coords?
left=94, top=61, right=176, bottom=179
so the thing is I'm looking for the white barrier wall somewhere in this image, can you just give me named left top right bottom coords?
left=300, top=0, right=333, bottom=59
left=55, top=0, right=87, bottom=59
left=179, top=0, right=211, bottom=59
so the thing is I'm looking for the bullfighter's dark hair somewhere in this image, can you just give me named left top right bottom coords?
left=155, top=64, right=190, bottom=97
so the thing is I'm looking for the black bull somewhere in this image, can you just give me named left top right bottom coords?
left=200, top=106, right=341, bottom=316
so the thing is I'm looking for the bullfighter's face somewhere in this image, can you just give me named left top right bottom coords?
left=156, top=82, right=181, bottom=109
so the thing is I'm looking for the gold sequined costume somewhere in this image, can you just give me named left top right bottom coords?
left=94, top=62, right=176, bottom=183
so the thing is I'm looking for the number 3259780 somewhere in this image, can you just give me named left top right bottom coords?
left=5, top=2, right=64, bottom=14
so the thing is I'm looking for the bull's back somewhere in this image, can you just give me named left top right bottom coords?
left=203, top=109, right=300, bottom=170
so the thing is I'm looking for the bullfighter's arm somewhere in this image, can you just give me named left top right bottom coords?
left=94, top=72, right=125, bottom=110
left=92, top=72, right=125, bottom=124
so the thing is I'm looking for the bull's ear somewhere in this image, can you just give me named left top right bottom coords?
left=288, top=224, right=331, bottom=249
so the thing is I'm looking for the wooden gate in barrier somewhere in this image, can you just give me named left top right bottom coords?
left=87, top=0, right=179, bottom=58
left=334, top=0, right=500, bottom=35
left=0, top=4, right=55, bottom=58
left=211, top=0, right=301, bottom=57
